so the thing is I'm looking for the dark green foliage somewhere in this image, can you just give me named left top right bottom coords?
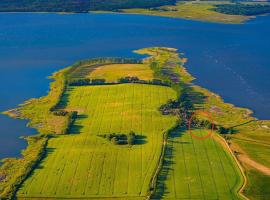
left=52, top=110, right=68, bottom=116
left=127, top=131, right=136, bottom=145
left=98, top=131, right=137, bottom=145
left=68, top=78, right=90, bottom=86
left=91, top=79, right=106, bottom=85
left=214, top=4, right=270, bottom=16
left=152, top=79, right=163, bottom=85
left=0, top=0, right=175, bottom=12
left=216, top=126, right=235, bottom=134
left=118, top=76, right=140, bottom=83
left=62, top=111, right=78, bottom=134
left=159, top=99, right=179, bottom=115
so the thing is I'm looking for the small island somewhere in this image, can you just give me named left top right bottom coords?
left=0, top=47, right=269, bottom=199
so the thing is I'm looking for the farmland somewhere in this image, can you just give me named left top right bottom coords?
left=17, top=84, right=177, bottom=198
left=2, top=47, right=269, bottom=199
left=154, top=130, right=243, bottom=200
left=88, top=64, right=153, bottom=82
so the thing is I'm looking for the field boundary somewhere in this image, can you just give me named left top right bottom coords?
left=214, top=134, right=249, bottom=200
left=146, top=123, right=178, bottom=200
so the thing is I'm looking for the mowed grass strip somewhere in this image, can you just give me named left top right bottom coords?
left=88, top=64, right=154, bottom=82
left=154, top=130, right=244, bottom=200
left=17, top=83, right=177, bottom=198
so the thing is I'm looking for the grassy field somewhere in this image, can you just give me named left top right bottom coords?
left=17, top=84, right=177, bottom=198
left=88, top=63, right=154, bottom=82
left=3, top=47, right=268, bottom=199
left=154, top=129, right=244, bottom=199
left=187, top=84, right=270, bottom=199
left=121, top=2, right=250, bottom=24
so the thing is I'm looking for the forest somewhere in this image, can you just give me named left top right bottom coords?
left=213, top=3, right=270, bottom=16
left=0, top=0, right=175, bottom=12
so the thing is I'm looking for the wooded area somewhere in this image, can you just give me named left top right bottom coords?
left=0, top=0, right=175, bottom=12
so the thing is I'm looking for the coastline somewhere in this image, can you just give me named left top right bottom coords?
left=0, top=10, right=252, bottom=24
left=1, top=47, right=269, bottom=199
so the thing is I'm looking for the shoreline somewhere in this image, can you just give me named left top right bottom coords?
left=0, top=10, right=252, bottom=24
left=1, top=47, right=269, bottom=199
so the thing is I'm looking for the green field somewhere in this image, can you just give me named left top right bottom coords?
left=2, top=47, right=256, bottom=199
left=154, top=130, right=244, bottom=199
left=88, top=63, right=154, bottom=82
left=17, top=84, right=177, bottom=198
left=121, top=2, right=250, bottom=24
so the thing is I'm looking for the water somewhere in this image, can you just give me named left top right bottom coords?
left=0, top=13, right=269, bottom=159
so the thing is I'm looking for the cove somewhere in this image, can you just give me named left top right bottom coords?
left=0, top=13, right=269, bottom=159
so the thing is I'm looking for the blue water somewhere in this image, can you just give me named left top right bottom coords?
left=0, top=13, right=269, bottom=159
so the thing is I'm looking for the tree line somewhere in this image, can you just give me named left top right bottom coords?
left=0, top=0, right=175, bottom=12
left=213, top=3, right=270, bottom=16
left=68, top=76, right=172, bottom=87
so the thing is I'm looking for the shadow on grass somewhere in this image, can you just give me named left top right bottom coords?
left=152, top=83, right=207, bottom=199
left=56, top=87, right=74, bottom=109
left=135, top=135, right=147, bottom=145
left=68, top=114, right=87, bottom=134
left=152, top=127, right=186, bottom=199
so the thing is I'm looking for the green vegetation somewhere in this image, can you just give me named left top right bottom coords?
left=17, top=84, right=177, bottom=198
left=0, top=0, right=175, bottom=12
left=244, top=169, right=270, bottom=200
left=153, top=130, right=243, bottom=199
left=89, top=64, right=153, bottom=82
left=136, top=47, right=245, bottom=199
left=0, top=135, right=48, bottom=199
left=120, top=2, right=250, bottom=24
left=98, top=131, right=138, bottom=145
left=2, top=47, right=269, bottom=199
left=214, top=3, right=270, bottom=16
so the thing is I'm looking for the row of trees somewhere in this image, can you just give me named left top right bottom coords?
left=68, top=77, right=172, bottom=87
left=214, top=4, right=270, bottom=16
left=68, top=78, right=106, bottom=86
left=0, top=0, right=175, bottom=12
left=98, top=131, right=136, bottom=145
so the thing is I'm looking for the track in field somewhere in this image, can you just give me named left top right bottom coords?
left=17, top=84, right=177, bottom=199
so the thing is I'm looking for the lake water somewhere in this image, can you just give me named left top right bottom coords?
left=0, top=13, right=269, bottom=159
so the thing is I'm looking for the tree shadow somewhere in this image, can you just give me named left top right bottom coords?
left=153, top=83, right=207, bottom=198
left=135, top=135, right=147, bottom=145
left=56, top=87, right=74, bottom=109
left=68, top=124, right=83, bottom=134
left=152, top=126, right=187, bottom=199
left=22, top=147, right=56, bottom=182
left=67, top=114, right=87, bottom=134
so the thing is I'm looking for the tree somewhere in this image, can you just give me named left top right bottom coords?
left=111, top=137, right=119, bottom=145
left=127, top=131, right=136, bottom=145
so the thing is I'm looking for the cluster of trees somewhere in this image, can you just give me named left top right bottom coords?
left=52, top=110, right=68, bottom=116
left=98, top=131, right=136, bottom=145
left=118, top=77, right=171, bottom=86
left=0, top=0, right=175, bottom=12
left=216, top=126, right=236, bottom=134
left=62, top=111, right=78, bottom=134
left=68, top=77, right=172, bottom=87
left=190, top=118, right=236, bottom=135
left=189, top=118, right=213, bottom=129
left=68, top=78, right=106, bottom=86
left=159, top=99, right=179, bottom=115
left=214, top=4, right=270, bottom=16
